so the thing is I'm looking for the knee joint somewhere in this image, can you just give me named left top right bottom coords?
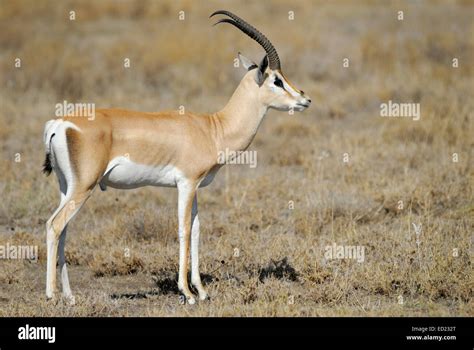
left=48, top=218, right=64, bottom=240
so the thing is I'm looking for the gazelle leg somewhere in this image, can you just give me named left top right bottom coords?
left=46, top=203, right=68, bottom=300
left=190, top=194, right=208, bottom=300
left=58, top=225, right=74, bottom=304
left=46, top=190, right=91, bottom=301
left=56, top=173, right=74, bottom=303
left=177, top=180, right=197, bottom=305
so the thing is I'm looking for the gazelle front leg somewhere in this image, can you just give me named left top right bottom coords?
left=190, top=194, right=208, bottom=301
left=177, top=180, right=197, bottom=305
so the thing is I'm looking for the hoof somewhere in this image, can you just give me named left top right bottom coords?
left=199, top=293, right=210, bottom=301
left=46, top=292, right=56, bottom=301
left=45, top=294, right=58, bottom=305
left=64, top=295, right=76, bottom=306
left=179, top=294, right=196, bottom=305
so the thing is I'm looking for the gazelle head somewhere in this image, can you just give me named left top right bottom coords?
left=211, top=10, right=311, bottom=112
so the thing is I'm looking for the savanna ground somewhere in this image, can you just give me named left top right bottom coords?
left=0, top=0, right=472, bottom=316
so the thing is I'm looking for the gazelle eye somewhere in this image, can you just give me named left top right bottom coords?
left=274, top=77, right=284, bottom=88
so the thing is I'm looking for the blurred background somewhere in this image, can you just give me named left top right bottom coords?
left=0, top=0, right=472, bottom=316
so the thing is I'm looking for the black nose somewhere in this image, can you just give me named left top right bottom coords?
left=307, top=99, right=312, bottom=103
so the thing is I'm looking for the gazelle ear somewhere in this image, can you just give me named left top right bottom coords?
left=255, top=55, right=268, bottom=86
left=238, top=52, right=257, bottom=71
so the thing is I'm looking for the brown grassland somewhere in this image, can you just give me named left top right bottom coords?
left=0, top=0, right=472, bottom=316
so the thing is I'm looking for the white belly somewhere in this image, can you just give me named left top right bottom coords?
left=100, top=156, right=184, bottom=189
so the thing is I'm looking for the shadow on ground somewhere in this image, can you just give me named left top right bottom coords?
left=110, top=258, right=299, bottom=300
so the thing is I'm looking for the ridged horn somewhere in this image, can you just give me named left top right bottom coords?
left=210, top=10, right=281, bottom=70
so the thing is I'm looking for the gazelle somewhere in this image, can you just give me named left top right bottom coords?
left=43, top=10, right=311, bottom=305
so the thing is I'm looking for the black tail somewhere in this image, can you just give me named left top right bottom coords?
left=43, top=153, right=53, bottom=176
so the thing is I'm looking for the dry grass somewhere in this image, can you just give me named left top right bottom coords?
left=0, top=0, right=473, bottom=316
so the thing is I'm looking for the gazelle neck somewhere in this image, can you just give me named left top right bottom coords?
left=215, top=71, right=268, bottom=153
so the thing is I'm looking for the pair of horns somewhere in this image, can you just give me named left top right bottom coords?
left=210, top=10, right=281, bottom=70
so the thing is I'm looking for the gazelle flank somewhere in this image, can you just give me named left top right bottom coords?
left=43, top=10, right=311, bottom=305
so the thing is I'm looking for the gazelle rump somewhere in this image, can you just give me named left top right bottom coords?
left=43, top=10, right=311, bottom=305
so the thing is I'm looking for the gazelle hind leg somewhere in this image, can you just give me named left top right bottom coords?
left=45, top=122, right=106, bottom=302
left=190, top=194, right=208, bottom=300
left=55, top=168, right=74, bottom=302
left=46, top=200, right=69, bottom=300
left=58, top=225, right=74, bottom=304
left=46, top=189, right=92, bottom=301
